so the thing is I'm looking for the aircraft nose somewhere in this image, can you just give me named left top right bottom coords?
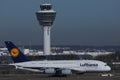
left=106, top=66, right=111, bottom=71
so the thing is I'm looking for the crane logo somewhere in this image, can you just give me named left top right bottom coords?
left=10, top=48, right=19, bottom=57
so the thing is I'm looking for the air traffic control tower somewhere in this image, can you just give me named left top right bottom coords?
left=36, top=1, right=56, bottom=55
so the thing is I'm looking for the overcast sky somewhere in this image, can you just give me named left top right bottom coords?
left=0, top=0, right=120, bottom=46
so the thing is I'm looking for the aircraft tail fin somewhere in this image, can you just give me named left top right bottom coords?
left=5, top=41, right=30, bottom=63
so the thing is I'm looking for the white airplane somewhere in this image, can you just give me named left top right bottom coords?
left=5, top=41, right=111, bottom=76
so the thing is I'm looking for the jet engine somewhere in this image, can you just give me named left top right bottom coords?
left=45, top=68, right=56, bottom=74
left=61, top=69, right=72, bottom=75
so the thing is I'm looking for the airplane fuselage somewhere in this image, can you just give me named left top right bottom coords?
left=11, top=60, right=111, bottom=74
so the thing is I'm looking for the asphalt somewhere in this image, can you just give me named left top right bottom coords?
left=0, top=73, right=119, bottom=80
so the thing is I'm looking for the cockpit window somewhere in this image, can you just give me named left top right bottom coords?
left=105, top=64, right=107, bottom=66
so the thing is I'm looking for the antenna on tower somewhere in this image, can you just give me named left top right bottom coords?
left=44, top=0, right=49, bottom=3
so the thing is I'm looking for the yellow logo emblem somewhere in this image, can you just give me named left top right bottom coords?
left=10, top=48, right=19, bottom=57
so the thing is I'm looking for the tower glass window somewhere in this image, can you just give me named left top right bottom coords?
left=40, top=5, right=52, bottom=10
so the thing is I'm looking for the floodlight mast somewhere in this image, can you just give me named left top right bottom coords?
left=36, top=1, right=56, bottom=55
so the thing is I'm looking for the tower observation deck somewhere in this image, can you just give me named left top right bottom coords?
left=36, top=2, right=56, bottom=55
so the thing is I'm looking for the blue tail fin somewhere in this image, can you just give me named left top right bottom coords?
left=5, top=41, right=29, bottom=63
